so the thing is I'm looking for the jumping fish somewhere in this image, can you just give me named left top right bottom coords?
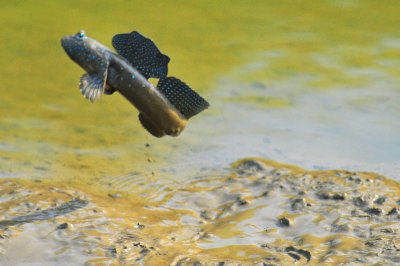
left=61, top=30, right=209, bottom=137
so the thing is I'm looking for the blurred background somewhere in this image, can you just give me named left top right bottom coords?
left=1, top=0, right=399, bottom=191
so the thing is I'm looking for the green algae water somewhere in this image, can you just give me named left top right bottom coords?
left=1, top=0, right=400, bottom=265
left=1, top=0, right=400, bottom=181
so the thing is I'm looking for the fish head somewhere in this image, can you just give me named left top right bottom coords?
left=61, top=30, right=108, bottom=73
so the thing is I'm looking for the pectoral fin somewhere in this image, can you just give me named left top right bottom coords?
left=79, top=70, right=107, bottom=102
left=112, top=31, right=170, bottom=79
left=138, top=113, right=165, bottom=138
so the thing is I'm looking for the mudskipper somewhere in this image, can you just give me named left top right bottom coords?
left=61, top=30, right=209, bottom=137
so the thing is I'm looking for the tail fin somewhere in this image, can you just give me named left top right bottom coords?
left=138, top=113, right=165, bottom=138
left=157, top=77, right=209, bottom=119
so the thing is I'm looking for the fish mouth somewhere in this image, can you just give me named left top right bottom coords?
left=61, top=35, right=81, bottom=59
left=61, top=36, right=72, bottom=52
left=61, top=36, right=69, bottom=46
left=61, top=36, right=75, bottom=50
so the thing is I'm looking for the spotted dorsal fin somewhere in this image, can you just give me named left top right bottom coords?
left=112, top=31, right=170, bottom=79
left=157, top=77, right=209, bottom=119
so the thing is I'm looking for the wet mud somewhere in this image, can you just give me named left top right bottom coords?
left=1, top=158, right=399, bottom=265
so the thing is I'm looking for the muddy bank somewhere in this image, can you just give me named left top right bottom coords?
left=0, top=159, right=399, bottom=265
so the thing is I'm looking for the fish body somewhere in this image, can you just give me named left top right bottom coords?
left=61, top=30, right=209, bottom=137
left=107, top=58, right=187, bottom=136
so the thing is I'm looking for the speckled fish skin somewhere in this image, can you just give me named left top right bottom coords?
left=61, top=31, right=188, bottom=137
left=61, top=31, right=111, bottom=75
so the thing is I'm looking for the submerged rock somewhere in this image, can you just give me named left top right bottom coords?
left=277, top=217, right=291, bottom=227
left=56, top=222, right=72, bottom=230
left=374, top=196, right=387, bottom=205
left=365, top=207, right=383, bottom=216
left=285, top=246, right=311, bottom=262
left=316, top=191, right=346, bottom=201
left=235, top=159, right=273, bottom=175
left=387, top=207, right=400, bottom=216
left=290, top=198, right=309, bottom=211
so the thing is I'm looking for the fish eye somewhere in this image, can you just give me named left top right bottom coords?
left=76, top=30, right=87, bottom=39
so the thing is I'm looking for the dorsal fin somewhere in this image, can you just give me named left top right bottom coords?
left=157, top=77, right=210, bottom=119
left=112, top=31, right=170, bottom=79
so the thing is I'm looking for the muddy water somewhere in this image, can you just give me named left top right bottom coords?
left=1, top=0, right=400, bottom=265
left=1, top=160, right=399, bottom=265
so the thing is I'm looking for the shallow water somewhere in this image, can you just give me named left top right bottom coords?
left=1, top=0, right=400, bottom=265
left=1, top=0, right=400, bottom=183
left=1, top=160, right=399, bottom=265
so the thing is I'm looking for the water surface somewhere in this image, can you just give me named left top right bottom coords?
left=0, top=0, right=399, bottom=264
